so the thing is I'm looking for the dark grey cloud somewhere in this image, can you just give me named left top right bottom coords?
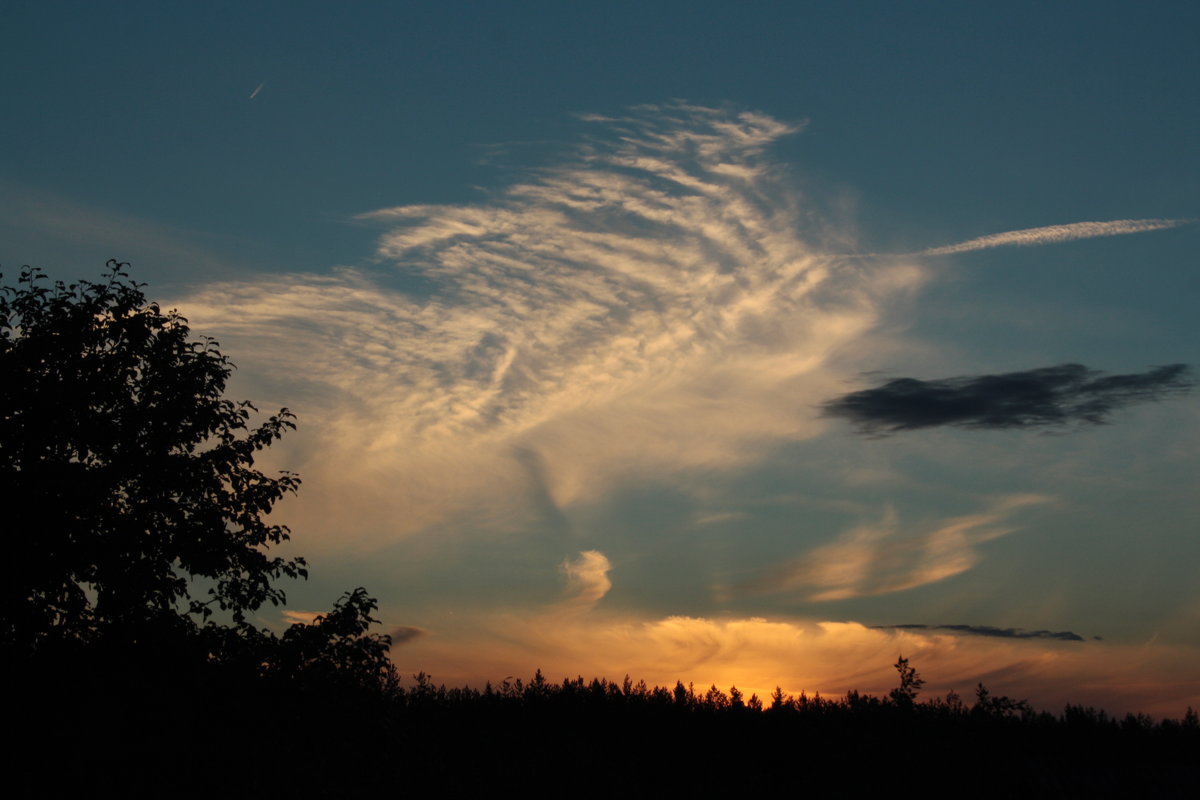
left=388, top=626, right=425, bottom=645
left=874, top=623, right=1085, bottom=642
left=822, top=363, right=1192, bottom=435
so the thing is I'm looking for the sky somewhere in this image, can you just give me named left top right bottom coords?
left=3, top=1, right=1198, bottom=716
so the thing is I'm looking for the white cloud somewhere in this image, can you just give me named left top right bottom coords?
left=919, top=218, right=1192, bottom=256
left=176, top=103, right=926, bottom=550
left=559, top=550, right=613, bottom=614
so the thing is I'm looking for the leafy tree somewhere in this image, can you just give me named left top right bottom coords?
left=0, top=262, right=377, bottom=668
left=889, top=655, right=925, bottom=706
left=973, top=682, right=1030, bottom=718
left=263, top=588, right=398, bottom=691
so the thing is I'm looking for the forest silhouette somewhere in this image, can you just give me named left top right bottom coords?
left=2, top=263, right=1197, bottom=796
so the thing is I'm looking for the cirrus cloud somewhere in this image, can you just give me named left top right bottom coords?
left=177, top=104, right=925, bottom=549
left=743, top=494, right=1051, bottom=601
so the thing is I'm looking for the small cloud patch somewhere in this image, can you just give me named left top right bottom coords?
left=822, top=363, right=1192, bottom=435
left=388, top=625, right=426, bottom=645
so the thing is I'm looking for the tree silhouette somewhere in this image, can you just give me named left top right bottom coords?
left=0, top=262, right=359, bottom=663
left=269, top=588, right=398, bottom=690
left=889, top=655, right=925, bottom=706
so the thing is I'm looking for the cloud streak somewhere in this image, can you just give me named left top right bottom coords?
left=744, top=495, right=1050, bottom=601
left=822, top=363, right=1193, bottom=435
left=917, top=218, right=1193, bottom=256
left=873, top=624, right=1086, bottom=642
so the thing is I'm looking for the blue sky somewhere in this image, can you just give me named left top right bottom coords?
left=3, top=1, right=1198, bottom=715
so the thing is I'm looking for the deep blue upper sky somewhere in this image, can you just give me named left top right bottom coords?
left=5, top=1, right=1197, bottom=274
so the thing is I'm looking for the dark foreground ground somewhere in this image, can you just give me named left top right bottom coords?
left=8, top=664, right=1199, bottom=798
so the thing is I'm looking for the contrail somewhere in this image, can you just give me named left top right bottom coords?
left=919, top=218, right=1192, bottom=256
left=249, top=82, right=265, bottom=100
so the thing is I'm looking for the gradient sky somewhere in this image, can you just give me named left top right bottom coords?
left=4, top=1, right=1198, bottom=716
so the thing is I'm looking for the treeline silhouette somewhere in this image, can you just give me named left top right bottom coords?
left=383, top=668, right=1200, bottom=794
left=17, top=657, right=1198, bottom=796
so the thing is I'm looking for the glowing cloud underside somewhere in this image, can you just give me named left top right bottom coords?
left=180, top=104, right=925, bottom=546
left=398, top=552, right=1200, bottom=718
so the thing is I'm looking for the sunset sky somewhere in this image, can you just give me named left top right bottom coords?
left=4, top=1, right=1198, bottom=716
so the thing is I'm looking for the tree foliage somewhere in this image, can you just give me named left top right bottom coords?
left=889, top=655, right=925, bottom=706
left=0, top=262, right=380, bottom=671
left=269, top=588, right=397, bottom=690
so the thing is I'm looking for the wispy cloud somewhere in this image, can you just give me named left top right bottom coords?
left=873, top=623, right=1086, bottom=642
left=918, top=218, right=1192, bottom=256
left=559, top=550, right=613, bottom=614
left=388, top=625, right=425, bottom=645
left=0, top=180, right=248, bottom=281
left=281, top=609, right=322, bottom=626
left=744, top=495, right=1050, bottom=601
left=822, top=363, right=1193, bottom=435
left=178, top=103, right=924, bottom=548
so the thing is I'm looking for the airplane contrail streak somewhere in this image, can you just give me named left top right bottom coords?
left=919, top=218, right=1193, bottom=256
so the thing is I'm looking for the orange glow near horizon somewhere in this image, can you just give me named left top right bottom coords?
left=383, top=609, right=1200, bottom=720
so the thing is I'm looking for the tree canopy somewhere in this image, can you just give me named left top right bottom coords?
left=0, top=261, right=389, bottom=683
